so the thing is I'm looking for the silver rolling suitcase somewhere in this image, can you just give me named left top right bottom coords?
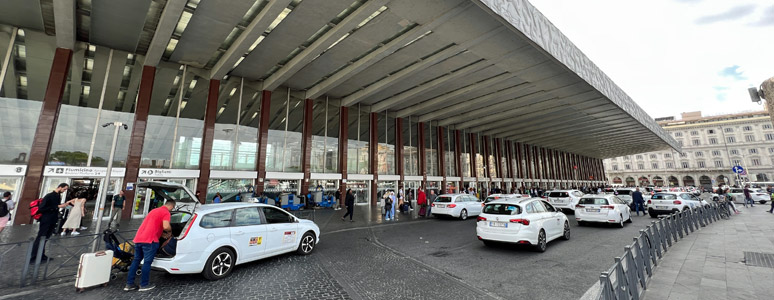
left=75, top=250, right=113, bottom=292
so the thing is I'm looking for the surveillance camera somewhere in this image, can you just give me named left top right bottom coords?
left=749, top=87, right=761, bottom=103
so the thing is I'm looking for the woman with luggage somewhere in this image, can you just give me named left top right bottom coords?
left=61, top=191, right=86, bottom=236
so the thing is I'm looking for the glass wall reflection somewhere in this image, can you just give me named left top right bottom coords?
left=347, top=105, right=369, bottom=174
left=310, top=98, right=339, bottom=173
left=377, top=111, right=395, bottom=175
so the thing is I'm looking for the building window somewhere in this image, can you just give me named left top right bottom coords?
left=680, top=152, right=687, bottom=157
left=624, top=156, right=630, bottom=161
left=637, top=164, right=644, bottom=170
left=695, top=151, right=703, bottom=157
left=727, top=136, right=736, bottom=143
left=746, top=135, right=755, bottom=142
left=612, top=165, right=618, bottom=171
left=769, top=147, right=774, bottom=153
left=712, top=150, right=721, bottom=156
left=666, top=162, right=674, bottom=168
left=714, top=161, right=723, bottom=167
left=692, top=140, right=700, bottom=146
left=752, top=158, right=761, bottom=166
left=681, top=162, right=689, bottom=168
left=649, top=154, right=657, bottom=159
left=730, top=149, right=739, bottom=155
left=652, top=162, right=658, bottom=169
left=766, top=133, right=774, bottom=141
left=674, top=132, right=683, bottom=137
left=678, top=140, right=684, bottom=146
left=763, top=124, right=772, bottom=130
left=743, top=126, right=752, bottom=131
left=636, top=155, right=643, bottom=160
left=690, top=130, right=698, bottom=136
left=708, top=129, right=715, bottom=134
left=709, top=138, right=717, bottom=144
left=698, top=161, right=706, bottom=168
left=724, top=127, right=733, bottom=133
left=749, top=148, right=758, bottom=154
left=625, top=164, right=631, bottom=170
left=664, top=153, right=671, bottom=158
left=733, top=159, right=741, bottom=166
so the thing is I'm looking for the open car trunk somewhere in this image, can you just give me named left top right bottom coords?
left=155, top=211, right=192, bottom=258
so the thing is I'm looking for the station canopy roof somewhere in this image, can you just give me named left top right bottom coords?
left=0, top=0, right=678, bottom=158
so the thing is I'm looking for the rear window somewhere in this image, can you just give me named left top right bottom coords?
left=484, top=204, right=521, bottom=215
left=579, top=198, right=609, bottom=205
left=651, top=194, right=677, bottom=200
left=548, top=192, right=569, bottom=197
left=435, top=196, right=452, bottom=203
left=616, top=190, right=632, bottom=195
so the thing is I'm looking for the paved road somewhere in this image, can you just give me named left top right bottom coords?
left=3, top=211, right=657, bottom=300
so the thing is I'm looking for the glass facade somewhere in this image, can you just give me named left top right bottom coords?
left=347, top=105, right=369, bottom=174
left=402, top=117, right=418, bottom=176
left=475, top=134, right=485, bottom=178
left=444, top=126, right=456, bottom=177
left=211, top=79, right=261, bottom=170
left=310, top=98, right=339, bottom=173
left=487, top=138, right=497, bottom=178
left=266, top=88, right=303, bottom=172
left=460, top=130, right=471, bottom=177
left=141, top=64, right=206, bottom=169
left=425, top=123, right=439, bottom=176
left=377, top=111, right=395, bottom=175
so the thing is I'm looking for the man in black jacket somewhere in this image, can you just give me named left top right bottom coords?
left=341, top=189, right=355, bottom=222
left=632, top=187, right=646, bottom=216
left=31, top=183, right=72, bottom=263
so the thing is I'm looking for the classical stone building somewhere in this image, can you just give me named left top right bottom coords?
left=604, top=110, right=774, bottom=188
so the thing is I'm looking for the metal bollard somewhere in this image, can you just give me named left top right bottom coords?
left=600, top=273, right=614, bottom=300
left=625, top=246, right=641, bottom=300
left=614, top=257, right=628, bottom=300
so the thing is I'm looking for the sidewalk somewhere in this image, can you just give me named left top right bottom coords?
left=642, top=205, right=774, bottom=300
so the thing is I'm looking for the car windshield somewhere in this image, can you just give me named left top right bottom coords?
left=579, top=198, right=609, bottom=205
left=651, top=194, right=677, bottom=200
left=435, top=196, right=452, bottom=203
left=483, top=204, right=521, bottom=215
left=485, top=196, right=502, bottom=202
left=616, top=190, right=632, bottom=195
left=548, top=192, right=568, bottom=197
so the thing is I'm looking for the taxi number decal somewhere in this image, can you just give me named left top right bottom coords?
left=283, top=231, right=296, bottom=244
left=249, top=236, right=262, bottom=246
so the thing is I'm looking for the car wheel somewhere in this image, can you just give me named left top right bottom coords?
left=759, top=200, right=767, bottom=205
left=202, top=247, right=235, bottom=280
left=459, top=209, right=468, bottom=220
left=562, top=222, right=571, bottom=240
left=618, top=215, right=625, bottom=228
left=649, top=212, right=658, bottom=218
left=297, top=232, right=316, bottom=255
left=713, top=197, right=719, bottom=202
left=535, top=230, right=547, bottom=252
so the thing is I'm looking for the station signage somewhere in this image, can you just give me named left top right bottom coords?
left=43, top=166, right=126, bottom=177
left=138, top=168, right=200, bottom=178
left=0, top=165, right=26, bottom=176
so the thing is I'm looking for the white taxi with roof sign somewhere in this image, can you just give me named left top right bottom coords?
left=574, top=194, right=631, bottom=228
left=476, top=198, right=569, bottom=252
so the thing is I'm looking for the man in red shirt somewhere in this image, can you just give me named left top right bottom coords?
left=124, top=200, right=175, bottom=292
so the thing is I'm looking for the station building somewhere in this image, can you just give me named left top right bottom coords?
left=0, top=0, right=677, bottom=225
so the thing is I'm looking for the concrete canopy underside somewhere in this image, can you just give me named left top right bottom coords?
left=0, top=0, right=678, bottom=159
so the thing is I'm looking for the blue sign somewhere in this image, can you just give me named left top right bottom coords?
left=732, top=166, right=745, bottom=174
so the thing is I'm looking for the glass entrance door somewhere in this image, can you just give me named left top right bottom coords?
left=347, top=180, right=370, bottom=205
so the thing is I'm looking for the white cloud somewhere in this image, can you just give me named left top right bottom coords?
left=527, top=0, right=774, bottom=119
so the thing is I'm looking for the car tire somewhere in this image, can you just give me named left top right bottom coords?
left=535, top=230, right=547, bottom=252
left=649, top=212, right=658, bottom=218
left=297, top=231, right=316, bottom=255
left=618, top=215, right=625, bottom=228
left=759, top=200, right=767, bottom=205
left=561, top=222, right=571, bottom=240
left=459, top=209, right=468, bottom=220
left=482, top=240, right=495, bottom=247
left=202, top=247, right=235, bottom=281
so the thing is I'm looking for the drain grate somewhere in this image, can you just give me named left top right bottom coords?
left=743, top=252, right=774, bottom=268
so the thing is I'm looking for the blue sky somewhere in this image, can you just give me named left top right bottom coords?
left=528, top=0, right=774, bottom=119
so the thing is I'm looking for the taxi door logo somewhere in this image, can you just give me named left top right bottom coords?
left=283, top=231, right=296, bottom=244
left=249, top=236, right=262, bottom=246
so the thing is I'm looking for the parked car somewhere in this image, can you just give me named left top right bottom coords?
left=483, top=194, right=524, bottom=204
left=476, top=198, right=570, bottom=252
left=431, top=194, right=483, bottom=220
left=726, top=188, right=769, bottom=204
left=574, top=194, right=631, bottom=228
left=646, top=192, right=706, bottom=218
left=545, top=190, right=584, bottom=213
left=144, top=183, right=320, bottom=281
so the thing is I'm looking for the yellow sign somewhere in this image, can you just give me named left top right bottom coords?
left=249, top=236, right=262, bottom=246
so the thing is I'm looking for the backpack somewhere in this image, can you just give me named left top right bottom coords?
left=29, top=198, right=43, bottom=220
left=0, top=199, right=9, bottom=218
left=385, top=197, right=393, bottom=206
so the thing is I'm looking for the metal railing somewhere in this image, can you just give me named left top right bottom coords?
left=596, top=203, right=729, bottom=300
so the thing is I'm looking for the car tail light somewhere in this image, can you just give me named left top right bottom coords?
left=477, top=216, right=487, bottom=222
left=431, top=203, right=435, bottom=207
left=576, top=204, right=585, bottom=208
left=601, top=205, right=615, bottom=209
left=647, top=200, right=652, bottom=204
left=509, top=218, right=530, bottom=226
left=673, top=200, right=682, bottom=205
left=447, top=204, right=457, bottom=208
left=179, top=213, right=197, bottom=240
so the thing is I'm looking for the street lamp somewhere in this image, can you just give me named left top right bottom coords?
left=91, top=121, right=128, bottom=252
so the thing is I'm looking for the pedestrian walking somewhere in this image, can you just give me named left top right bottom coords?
left=0, top=192, right=15, bottom=234
left=769, top=189, right=774, bottom=213
left=109, top=190, right=126, bottom=229
left=341, top=189, right=355, bottom=222
left=427, top=190, right=437, bottom=217
left=384, top=192, right=394, bottom=220
left=125, top=199, right=175, bottom=292
left=632, top=187, right=646, bottom=216
left=61, top=191, right=86, bottom=236
left=417, top=188, right=427, bottom=217
left=30, top=183, right=71, bottom=263
left=334, top=189, right=342, bottom=210
left=743, top=185, right=753, bottom=207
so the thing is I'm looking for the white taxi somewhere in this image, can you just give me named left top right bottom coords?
left=152, top=203, right=320, bottom=280
left=574, top=194, right=631, bottom=228
left=476, top=198, right=570, bottom=252
left=431, top=194, right=483, bottom=220
left=483, top=194, right=524, bottom=204
left=545, top=190, right=584, bottom=213
left=646, top=192, right=706, bottom=218
left=727, top=188, right=769, bottom=204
